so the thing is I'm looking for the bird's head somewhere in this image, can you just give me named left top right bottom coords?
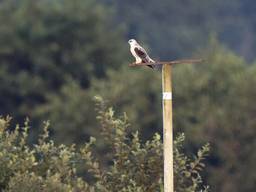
left=128, top=39, right=137, bottom=45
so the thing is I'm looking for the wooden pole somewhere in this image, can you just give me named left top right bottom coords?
left=128, top=59, right=203, bottom=67
left=162, top=64, right=174, bottom=192
left=129, top=58, right=202, bottom=192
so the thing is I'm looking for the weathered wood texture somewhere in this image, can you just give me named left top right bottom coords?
left=162, top=64, right=174, bottom=192
left=129, top=59, right=202, bottom=67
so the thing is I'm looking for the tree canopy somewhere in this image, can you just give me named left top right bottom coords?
left=0, top=0, right=127, bottom=123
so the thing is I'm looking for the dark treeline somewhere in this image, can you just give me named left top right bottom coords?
left=0, top=0, right=256, bottom=191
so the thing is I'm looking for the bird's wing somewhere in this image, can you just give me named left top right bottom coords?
left=134, top=46, right=147, bottom=59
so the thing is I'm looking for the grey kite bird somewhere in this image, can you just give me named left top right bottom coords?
left=128, top=39, right=160, bottom=70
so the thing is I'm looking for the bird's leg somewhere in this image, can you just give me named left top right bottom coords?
left=135, top=57, right=142, bottom=64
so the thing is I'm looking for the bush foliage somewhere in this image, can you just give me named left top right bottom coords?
left=0, top=97, right=209, bottom=192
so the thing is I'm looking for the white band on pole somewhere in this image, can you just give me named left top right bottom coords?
left=163, top=92, right=172, bottom=100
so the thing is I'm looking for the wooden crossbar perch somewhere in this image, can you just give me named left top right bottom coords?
left=128, top=58, right=203, bottom=67
left=129, top=58, right=202, bottom=192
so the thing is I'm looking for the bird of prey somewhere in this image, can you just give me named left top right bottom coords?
left=128, top=39, right=160, bottom=70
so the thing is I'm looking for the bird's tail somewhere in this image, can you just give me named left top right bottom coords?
left=149, top=58, right=162, bottom=71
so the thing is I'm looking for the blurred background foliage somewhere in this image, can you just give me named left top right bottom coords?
left=0, top=0, right=256, bottom=191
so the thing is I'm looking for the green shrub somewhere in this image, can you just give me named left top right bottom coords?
left=0, top=97, right=209, bottom=191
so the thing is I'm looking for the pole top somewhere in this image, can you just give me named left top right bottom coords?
left=129, top=59, right=203, bottom=67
